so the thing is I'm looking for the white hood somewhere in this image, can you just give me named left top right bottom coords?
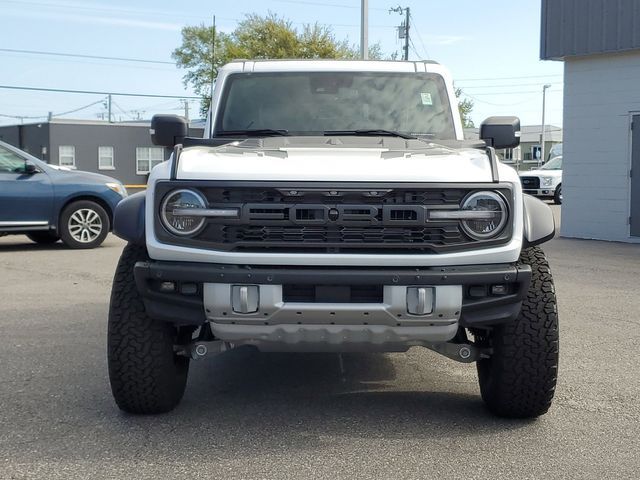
left=176, top=144, right=498, bottom=183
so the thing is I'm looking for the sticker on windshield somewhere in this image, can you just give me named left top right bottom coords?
left=420, top=92, right=433, bottom=105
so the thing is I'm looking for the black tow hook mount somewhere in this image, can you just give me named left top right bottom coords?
left=424, top=342, right=490, bottom=363
left=175, top=340, right=233, bottom=360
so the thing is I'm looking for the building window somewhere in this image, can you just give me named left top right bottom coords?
left=136, top=147, right=164, bottom=175
left=531, top=145, right=542, bottom=162
left=59, top=146, right=75, bottom=168
left=504, top=148, right=514, bottom=161
left=502, top=147, right=521, bottom=163
left=98, top=146, right=115, bottom=170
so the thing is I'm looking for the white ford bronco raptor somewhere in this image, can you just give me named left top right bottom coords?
left=108, top=60, right=559, bottom=418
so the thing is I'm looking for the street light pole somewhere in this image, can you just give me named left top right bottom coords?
left=361, top=0, right=368, bottom=60
left=540, top=84, right=551, bottom=167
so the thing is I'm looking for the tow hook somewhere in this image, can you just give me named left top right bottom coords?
left=424, top=342, right=490, bottom=363
left=175, top=340, right=233, bottom=360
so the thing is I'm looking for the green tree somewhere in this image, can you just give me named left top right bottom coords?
left=171, top=24, right=230, bottom=115
left=455, top=87, right=475, bottom=128
left=173, top=13, right=381, bottom=115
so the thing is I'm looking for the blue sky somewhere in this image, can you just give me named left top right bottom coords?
left=0, top=0, right=563, bottom=127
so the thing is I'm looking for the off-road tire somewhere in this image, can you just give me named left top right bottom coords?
left=27, top=231, right=60, bottom=244
left=108, top=243, right=190, bottom=414
left=59, top=200, right=110, bottom=249
left=554, top=185, right=562, bottom=205
left=476, top=246, right=559, bottom=418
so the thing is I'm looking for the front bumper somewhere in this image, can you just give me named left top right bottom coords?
left=134, top=261, right=531, bottom=347
left=523, top=188, right=556, bottom=197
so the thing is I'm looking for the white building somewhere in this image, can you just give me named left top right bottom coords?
left=542, top=0, right=640, bottom=242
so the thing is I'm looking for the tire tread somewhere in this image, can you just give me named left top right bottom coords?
left=478, top=246, right=559, bottom=418
left=107, top=243, right=189, bottom=414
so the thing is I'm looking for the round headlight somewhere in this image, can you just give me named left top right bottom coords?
left=460, top=191, right=508, bottom=240
left=160, top=189, right=207, bottom=236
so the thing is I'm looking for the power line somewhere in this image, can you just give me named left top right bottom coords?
left=55, top=99, right=108, bottom=117
left=461, top=90, right=560, bottom=108
left=457, top=73, right=563, bottom=82
left=461, top=93, right=540, bottom=107
left=111, top=100, right=137, bottom=120
left=0, top=98, right=107, bottom=120
left=409, top=13, right=430, bottom=59
left=0, top=85, right=199, bottom=99
left=0, top=48, right=175, bottom=65
left=0, top=47, right=561, bottom=83
left=408, top=38, right=422, bottom=60
left=469, top=90, right=560, bottom=96
left=459, top=81, right=563, bottom=90
left=274, top=0, right=387, bottom=10
left=0, top=0, right=392, bottom=30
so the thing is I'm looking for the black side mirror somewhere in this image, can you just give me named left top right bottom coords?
left=24, top=161, right=38, bottom=174
left=480, top=116, right=521, bottom=149
left=150, top=114, right=188, bottom=148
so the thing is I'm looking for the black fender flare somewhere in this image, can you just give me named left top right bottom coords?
left=522, top=194, right=556, bottom=247
left=113, top=191, right=146, bottom=245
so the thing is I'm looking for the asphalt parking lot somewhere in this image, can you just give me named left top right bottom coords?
left=1, top=205, right=639, bottom=479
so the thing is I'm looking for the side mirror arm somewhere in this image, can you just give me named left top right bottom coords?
left=485, top=146, right=500, bottom=183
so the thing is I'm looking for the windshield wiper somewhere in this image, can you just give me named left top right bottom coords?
left=217, top=129, right=290, bottom=137
left=324, top=129, right=417, bottom=140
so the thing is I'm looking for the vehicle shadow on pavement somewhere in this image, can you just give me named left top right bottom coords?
left=151, top=346, right=536, bottom=447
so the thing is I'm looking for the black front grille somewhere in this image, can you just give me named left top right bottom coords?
left=520, top=177, right=540, bottom=189
left=154, top=182, right=514, bottom=254
left=204, top=224, right=464, bottom=252
left=201, top=186, right=466, bottom=205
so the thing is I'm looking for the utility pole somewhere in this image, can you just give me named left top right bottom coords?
left=361, top=0, right=369, bottom=59
left=540, top=84, right=551, bottom=167
left=210, top=15, right=216, bottom=107
left=390, top=6, right=410, bottom=61
left=182, top=99, right=190, bottom=122
left=107, top=94, right=112, bottom=123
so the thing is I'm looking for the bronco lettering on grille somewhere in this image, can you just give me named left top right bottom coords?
left=237, top=204, right=429, bottom=226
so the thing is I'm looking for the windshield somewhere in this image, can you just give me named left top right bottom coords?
left=215, top=72, right=456, bottom=140
left=540, top=156, right=562, bottom=170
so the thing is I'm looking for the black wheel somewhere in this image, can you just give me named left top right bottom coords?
left=554, top=185, right=562, bottom=205
left=26, top=231, right=60, bottom=244
left=108, top=243, right=190, bottom=414
left=59, top=200, right=109, bottom=249
left=476, top=246, right=559, bottom=418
